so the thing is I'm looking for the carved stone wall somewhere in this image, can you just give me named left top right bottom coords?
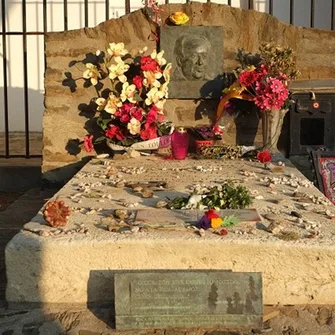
left=43, top=2, right=335, bottom=181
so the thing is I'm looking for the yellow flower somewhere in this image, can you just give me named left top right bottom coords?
left=120, top=82, right=136, bottom=103
left=211, top=218, right=223, bottom=229
left=145, top=87, right=165, bottom=106
left=83, top=63, right=100, bottom=86
left=163, top=63, right=172, bottom=83
left=107, top=42, right=128, bottom=58
left=108, top=60, right=130, bottom=83
left=127, top=117, right=141, bottom=135
left=143, top=70, right=162, bottom=88
left=169, top=12, right=189, bottom=25
left=150, top=50, right=167, bottom=67
left=105, top=93, right=123, bottom=114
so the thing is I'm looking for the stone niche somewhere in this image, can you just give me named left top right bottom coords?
left=43, top=2, right=335, bottom=182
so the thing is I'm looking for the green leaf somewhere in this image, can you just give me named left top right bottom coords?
left=222, top=215, right=239, bottom=227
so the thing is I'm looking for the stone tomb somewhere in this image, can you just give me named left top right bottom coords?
left=114, top=270, right=262, bottom=330
left=6, top=157, right=335, bottom=309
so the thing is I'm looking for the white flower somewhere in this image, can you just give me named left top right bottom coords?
left=160, top=82, right=169, bottom=98
left=105, top=93, right=123, bottom=114
left=139, top=46, right=148, bottom=55
left=163, top=63, right=172, bottom=83
left=120, top=82, right=137, bottom=103
left=108, top=60, right=130, bottom=83
left=96, top=97, right=107, bottom=111
left=155, top=99, right=166, bottom=111
left=143, top=70, right=162, bottom=88
left=127, top=117, right=141, bottom=135
left=145, top=87, right=165, bottom=106
left=83, top=63, right=100, bottom=86
left=151, top=50, right=167, bottom=67
left=96, top=50, right=101, bottom=56
left=107, top=42, right=128, bottom=58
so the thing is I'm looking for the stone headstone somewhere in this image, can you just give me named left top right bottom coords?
left=160, top=26, right=224, bottom=99
left=114, top=270, right=262, bottom=330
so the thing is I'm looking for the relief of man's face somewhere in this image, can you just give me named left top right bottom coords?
left=177, top=40, right=209, bottom=80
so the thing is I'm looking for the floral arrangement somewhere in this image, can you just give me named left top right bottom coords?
left=168, top=182, right=252, bottom=210
left=169, top=12, right=189, bottom=25
left=215, top=43, right=299, bottom=126
left=81, top=42, right=172, bottom=152
left=198, top=210, right=239, bottom=230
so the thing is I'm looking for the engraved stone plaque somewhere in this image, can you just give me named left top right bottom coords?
left=160, top=26, right=224, bottom=99
left=115, top=270, right=262, bottom=330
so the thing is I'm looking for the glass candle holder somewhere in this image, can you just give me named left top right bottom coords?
left=171, top=127, right=189, bottom=160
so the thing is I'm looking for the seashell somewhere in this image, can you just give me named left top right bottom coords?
left=131, top=226, right=140, bottom=234
left=115, top=181, right=125, bottom=188
left=255, top=195, right=264, bottom=200
left=114, top=209, right=129, bottom=219
left=141, top=188, right=154, bottom=198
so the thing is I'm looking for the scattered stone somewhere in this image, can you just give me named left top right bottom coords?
left=114, top=209, right=129, bottom=219
left=198, top=229, right=205, bottom=237
left=128, top=148, right=141, bottom=158
left=277, top=231, right=300, bottom=241
left=115, top=181, right=125, bottom=188
left=255, top=195, right=264, bottom=200
left=290, top=211, right=302, bottom=218
left=141, top=188, right=154, bottom=198
left=130, top=226, right=140, bottom=234
left=156, top=200, right=168, bottom=208
left=267, top=222, right=283, bottom=235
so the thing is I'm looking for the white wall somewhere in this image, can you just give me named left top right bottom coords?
left=0, top=0, right=333, bottom=132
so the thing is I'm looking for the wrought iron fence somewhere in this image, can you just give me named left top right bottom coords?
left=1, top=0, right=335, bottom=158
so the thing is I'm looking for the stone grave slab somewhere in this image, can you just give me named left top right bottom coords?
left=115, top=270, right=262, bottom=330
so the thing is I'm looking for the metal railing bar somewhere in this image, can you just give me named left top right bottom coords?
left=165, top=0, right=169, bottom=4
left=269, top=0, right=273, bottom=15
left=248, top=0, right=254, bottom=10
left=64, top=0, right=68, bottom=31
left=22, top=0, right=30, bottom=158
left=332, top=0, right=335, bottom=30
left=0, top=155, right=42, bottom=158
left=228, top=0, right=231, bottom=5
left=43, top=0, right=47, bottom=70
left=1, top=0, right=9, bottom=158
left=125, top=0, right=130, bottom=14
left=84, top=0, right=88, bottom=27
left=310, top=0, right=315, bottom=28
left=0, top=31, right=45, bottom=35
left=105, top=0, right=109, bottom=20
left=290, top=0, right=294, bottom=25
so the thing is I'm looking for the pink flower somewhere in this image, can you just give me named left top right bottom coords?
left=238, top=70, right=259, bottom=87
left=83, top=135, right=94, bottom=152
left=260, top=64, right=268, bottom=74
left=146, top=108, right=158, bottom=125
left=133, top=75, right=143, bottom=90
left=268, top=78, right=284, bottom=93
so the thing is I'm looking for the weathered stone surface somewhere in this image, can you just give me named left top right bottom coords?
left=6, top=158, right=335, bottom=307
left=43, top=3, right=335, bottom=181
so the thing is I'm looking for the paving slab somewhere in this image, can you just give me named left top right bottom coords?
left=5, top=157, right=335, bottom=308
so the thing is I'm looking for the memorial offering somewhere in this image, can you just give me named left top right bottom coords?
left=114, top=270, right=263, bottom=330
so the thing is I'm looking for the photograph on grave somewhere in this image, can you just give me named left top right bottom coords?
left=114, top=270, right=263, bottom=330
left=160, top=26, right=224, bottom=99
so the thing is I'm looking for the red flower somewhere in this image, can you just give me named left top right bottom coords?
left=140, top=124, right=158, bottom=140
left=239, top=70, right=259, bottom=87
left=257, top=150, right=272, bottom=163
left=83, top=135, right=94, bottom=152
left=140, top=56, right=160, bottom=72
left=131, top=107, right=144, bottom=121
left=120, top=113, right=131, bottom=123
left=146, top=107, right=158, bottom=125
left=105, top=125, right=125, bottom=141
left=133, top=75, right=143, bottom=90
left=205, top=209, right=220, bottom=219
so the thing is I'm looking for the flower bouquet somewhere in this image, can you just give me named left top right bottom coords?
left=81, top=42, right=173, bottom=154
left=214, top=43, right=299, bottom=152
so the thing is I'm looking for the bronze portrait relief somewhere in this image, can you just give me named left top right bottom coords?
left=160, top=26, right=223, bottom=98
